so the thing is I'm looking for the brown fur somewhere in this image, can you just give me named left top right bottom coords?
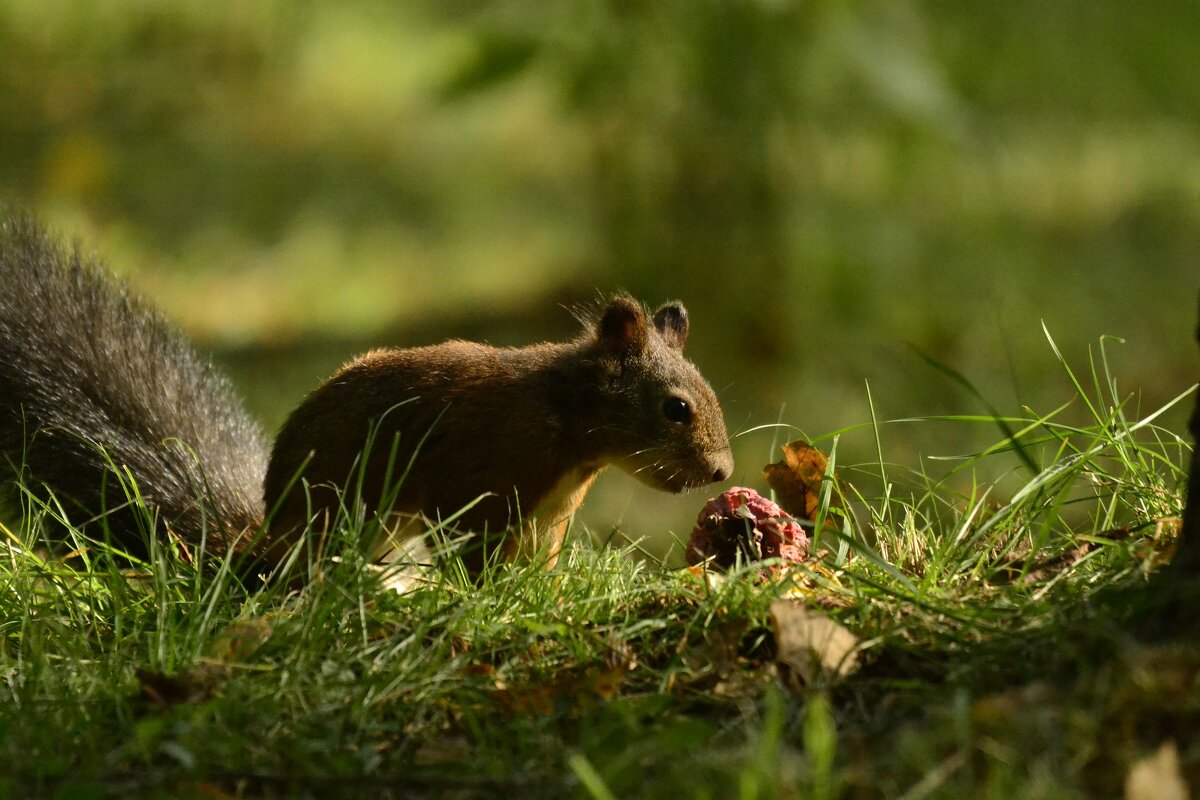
left=264, top=295, right=733, bottom=573
left=0, top=220, right=731, bottom=580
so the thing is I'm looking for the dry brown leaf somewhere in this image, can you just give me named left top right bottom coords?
left=1135, top=517, right=1183, bottom=570
left=676, top=620, right=747, bottom=688
left=770, top=598, right=860, bottom=688
left=763, top=440, right=841, bottom=523
left=135, top=666, right=223, bottom=706
left=489, top=665, right=628, bottom=717
left=711, top=666, right=777, bottom=701
left=413, top=734, right=473, bottom=767
left=1125, top=740, right=1189, bottom=800
left=780, top=558, right=853, bottom=609
left=589, top=666, right=628, bottom=701
left=206, top=616, right=274, bottom=663
left=135, top=617, right=275, bottom=708
left=970, top=682, right=1056, bottom=728
left=195, top=781, right=241, bottom=800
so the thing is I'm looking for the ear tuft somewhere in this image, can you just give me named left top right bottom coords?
left=653, top=302, right=689, bottom=350
left=598, top=294, right=648, bottom=356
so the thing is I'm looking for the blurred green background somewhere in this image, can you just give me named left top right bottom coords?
left=2, top=0, right=1196, bottom=558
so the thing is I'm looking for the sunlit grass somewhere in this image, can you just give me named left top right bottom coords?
left=0, top=339, right=1194, bottom=798
left=3, top=2, right=1196, bottom=794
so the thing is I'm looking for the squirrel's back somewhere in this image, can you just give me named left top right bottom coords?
left=0, top=216, right=267, bottom=555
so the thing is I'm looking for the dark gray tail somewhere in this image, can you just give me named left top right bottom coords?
left=0, top=215, right=268, bottom=557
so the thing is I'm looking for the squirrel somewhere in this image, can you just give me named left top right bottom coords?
left=0, top=215, right=734, bottom=579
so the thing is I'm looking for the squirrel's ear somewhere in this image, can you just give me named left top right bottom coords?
left=652, top=302, right=689, bottom=350
left=598, top=295, right=649, bottom=356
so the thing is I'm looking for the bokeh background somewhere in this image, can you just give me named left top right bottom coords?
left=2, top=1, right=1196, bottom=558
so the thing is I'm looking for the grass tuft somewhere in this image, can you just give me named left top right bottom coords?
left=0, top=339, right=1195, bottom=798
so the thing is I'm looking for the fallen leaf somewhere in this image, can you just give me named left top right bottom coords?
left=206, top=616, right=274, bottom=663
left=135, top=666, right=223, bottom=707
left=413, top=735, right=473, bottom=767
left=588, top=665, right=628, bottom=701
left=488, top=665, right=628, bottom=717
left=971, top=682, right=1056, bottom=728
left=1125, top=740, right=1188, bottom=800
left=195, top=781, right=240, bottom=800
left=779, top=559, right=853, bottom=609
left=763, top=440, right=841, bottom=524
left=133, top=615, right=274, bottom=708
left=770, top=598, right=860, bottom=687
left=677, top=620, right=748, bottom=687
left=711, top=666, right=777, bottom=701
left=992, top=544, right=1093, bottom=585
left=1136, top=517, right=1183, bottom=570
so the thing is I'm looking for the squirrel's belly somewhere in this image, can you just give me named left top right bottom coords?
left=512, top=466, right=603, bottom=567
left=532, top=467, right=601, bottom=527
left=368, top=468, right=600, bottom=590
left=372, top=512, right=437, bottom=594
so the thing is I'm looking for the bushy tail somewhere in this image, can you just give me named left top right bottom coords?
left=0, top=215, right=268, bottom=558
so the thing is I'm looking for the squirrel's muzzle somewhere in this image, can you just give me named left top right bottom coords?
left=709, top=449, right=734, bottom=484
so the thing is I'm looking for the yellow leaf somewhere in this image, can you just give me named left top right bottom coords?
left=207, top=616, right=274, bottom=663
left=770, top=598, right=860, bottom=687
left=763, top=440, right=841, bottom=523
left=1125, top=741, right=1189, bottom=800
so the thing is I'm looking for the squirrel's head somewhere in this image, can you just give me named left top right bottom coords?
left=584, top=294, right=734, bottom=493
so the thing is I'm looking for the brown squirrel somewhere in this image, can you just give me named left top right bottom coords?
left=0, top=215, right=733, bottom=578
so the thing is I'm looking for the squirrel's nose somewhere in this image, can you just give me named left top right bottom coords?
left=711, top=451, right=733, bottom=483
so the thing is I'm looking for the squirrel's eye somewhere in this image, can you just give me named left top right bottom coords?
left=663, top=396, right=692, bottom=425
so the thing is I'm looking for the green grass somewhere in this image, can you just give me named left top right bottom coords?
left=1, top=343, right=1194, bottom=799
